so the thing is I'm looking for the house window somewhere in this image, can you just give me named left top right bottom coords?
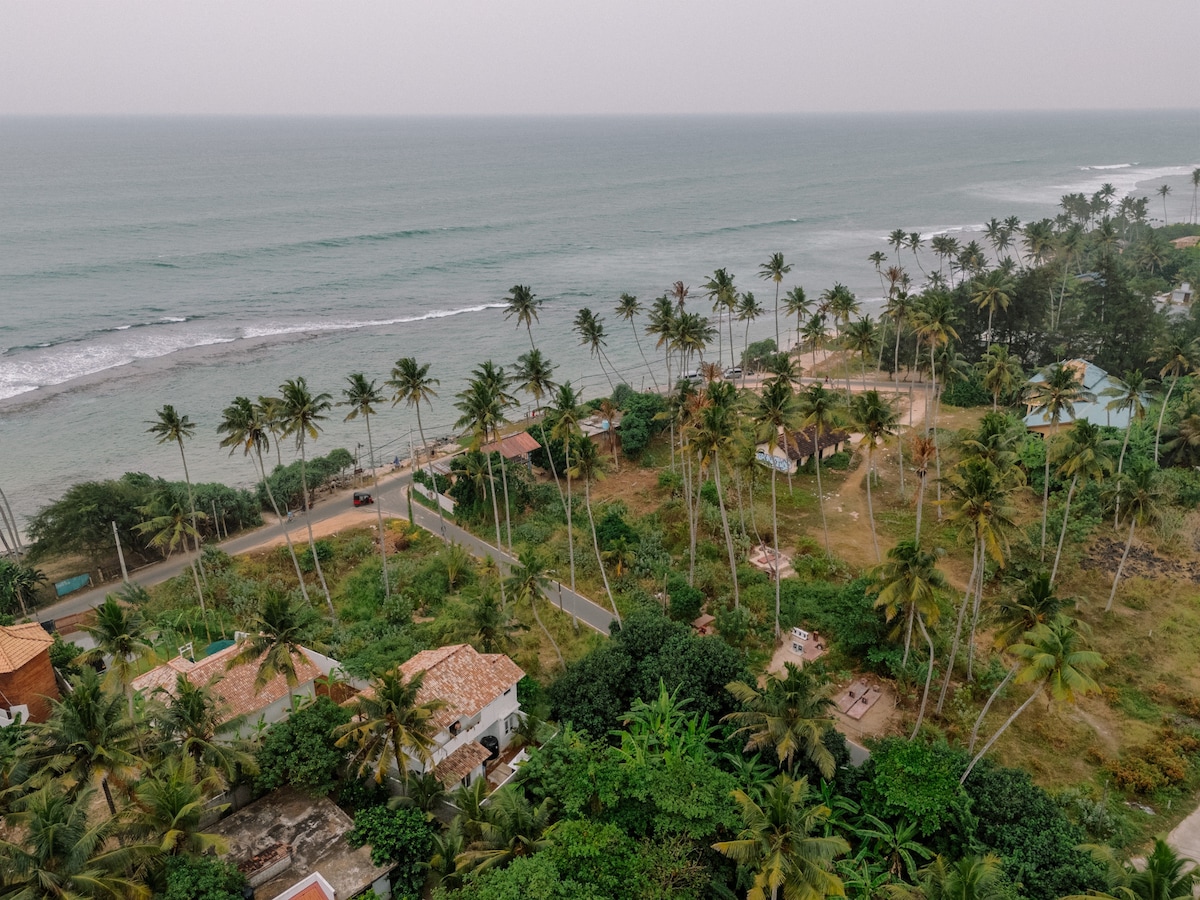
left=503, top=687, right=512, bottom=696
left=449, top=721, right=461, bottom=737
left=504, top=717, right=511, bottom=735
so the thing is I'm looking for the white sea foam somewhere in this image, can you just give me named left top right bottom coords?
left=239, top=303, right=507, bottom=339
left=983, top=163, right=1198, bottom=207
left=1079, top=163, right=1136, bottom=170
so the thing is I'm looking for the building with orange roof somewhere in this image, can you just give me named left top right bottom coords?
left=0, top=622, right=59, bottom=723
left=131, top=639, right=331, bottom=738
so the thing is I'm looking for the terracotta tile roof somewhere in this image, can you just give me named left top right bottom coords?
left=481, top=431, right=541, bottom=459
left=432, top=741, right=491, bottom=786
left=283, top=883, right=330, bottom=900
left=132, top=641, right=322, bottom=720
left=399, top=644, right=523, bottom=730
left=0, top=624, right=54, bottom=674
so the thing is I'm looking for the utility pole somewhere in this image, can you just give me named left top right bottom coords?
left=112, top=520, right=129, bottom=583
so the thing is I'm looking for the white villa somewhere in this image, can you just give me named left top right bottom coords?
left=1023, top=359, right=1139, bottom=436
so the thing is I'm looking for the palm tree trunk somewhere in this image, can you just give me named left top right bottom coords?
left=484, top=452, right=504, bottom=558
left=910, top=614, right=936, bottom=741
left=902, top=603, right=914, bottom=668
left=1106, top=519, right=1137, bottom=611
left=986, top=306, right=995, bottom=350
left=256, top=448, right=311, bottom=606
left=936, top=542, right=978, bottom=716
left=931, top=349, right=942, bottom=521
left=967, top=529, right=986, bottom=683
left=914, top=473, right=927, bottom=547
left=815, top=442, right=831, bottom=558
left=101, top=776, right=118, bottom=816
left=364, top=413, right=390, bottom=601
left=713, top=454, right=740, bottom=609
left=774, top=283, right=781, bottom=350
left=529, top=590, right=565, bottom=669
left=538, top=419, right=568, bottom=518
left=189, top=559, right=210, bottom=641
left=1050, top=475, right=1078, bottom=586
left=961, top=684, right=1044, bottom=784
left=632, top=325, right=660, bottom=392
left=177, top=440, right=202, bottom=558
left=1114, top=422, right=1132, bottom=528
left=1154, top=377, right=1177, bottom=464
left=298, top=441, right=336, bottom=622
left=771, top=466, right=781, bottom=640
left=969, top=664, right=1017, bottom=753
left=866, top=445, right=880, bottom=562
left=564, top=440, right=576, bottom=591
left=498, top=452, right=513, bottom=553
left=415, top=405, right=446, bottom=534
left=1040, top=429, right=1053, bottom=559
left=585, top=478, right=621, bottom=629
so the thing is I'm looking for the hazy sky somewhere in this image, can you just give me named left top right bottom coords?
left=3, top=1, right=1198, bottom=115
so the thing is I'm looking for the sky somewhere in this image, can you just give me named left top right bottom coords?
left=2, top=1, right=1198, bottom=116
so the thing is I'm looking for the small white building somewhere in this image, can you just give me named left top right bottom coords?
left=397, top=643, right=524, bottom=789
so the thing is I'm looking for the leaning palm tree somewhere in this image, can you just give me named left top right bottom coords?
left=505, top=548, right=564, bottom=669
left=750, top=376, right=801, bottom=639
left=646, top=293, right=677, bottom=390
left=724, top=662, right=836, bottom=779
left=77, top=595, right=154, bottom=720
left=147, top=404, right=203, bottom=556
left=336, top=667, right=447, bottom=785
left=568, top=437, right=621, bottom=629
left=849, top=391, right=898, bottom=563
left=1027, top=362, right=1090, bottom=557
left=690, top=381, right=742, bottom=608
left=388, top=357, right=445, bottom=532
left=515, top=348, right=566, bottom=510
left=1150, top=338, right=1199, bottom=464
left=1048, top=420, right=1113, bottom=586
left=504, top=284, right=542, bottom=350
left=219, top=396, right=310, bottom=604
left=277, top=377, right=336, bottom=618
left=0, top=789, right=154, bottom=900
left=574, top=307, right=617, bottom=389
left=1105, top=461, right=1166, bottom=612
left=961, top=615, right=1103, bottom=782
left=872, top=540, right=946, bottom=737
left=1101, top=370, right=1152, bottom=526
left=797, top=383, right=844, bottom=557
left=550, top=382, right=583, bottom=591
left=702, top=268, right=739, bottom=367
left=759, top=252, right=793, bottom=350
left=713, top=773, right=848, bottom=900
left=616, top=292, right=659, bottom=391
left=340, top=374, right=392, bottom=601
left=910, top=291, right=959, bottom=518
left=229, top=591, right=325, bottom=699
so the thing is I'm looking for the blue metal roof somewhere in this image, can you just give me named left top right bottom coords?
left=1023, top=359, right=1144, bottom=431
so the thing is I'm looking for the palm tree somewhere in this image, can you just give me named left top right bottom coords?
left=77, top=596, right=154, bottom=720
left=1157, top=183, right=1172, bottom=224
left=1048, top=420, right=1113, bottom=586
left=888, top=230, right=908, bottom=271
left=910, top=292, right=959, bottom=518
left=1076, top=839, right=1198, bottom=900
left=0, top=790, right=153, bottom=900
left=388, top=357, right=444, bottom=531
left=910, top=435, right=936, bottom=547
left=278, top=377, right=336, bottom=618
left=615, top=292, right=659, bottom=391
left=1027, top=362, right=1090, bottom=557
left=134, top=493, right=208, bottom=627
left=798, top=383, right=844, bottom=557
left=849, top=391, right=898, bottom=562
left=885, top=854, right=1007, bottom=900
left=703, top=268, right=738, bottom=367
left=992, top=572, right=1071, bottom=651
left=853, top=814, right=933, bottom=881
left=970, top=270, right=1013, bottom=350
left=869, top=251, right=888, bottom=291
left=229, top=592, right=324, bottom=698
left=457, top=787, right=558, bottom=874
left=713, top=773, right=848, bottom=900
left=1106, top=461, right=1166, bottom=612
left=505, top=548, right=564, bottom=669
left=843, top=316, right=879, bottom=391
left=780, top=286, right=811, bottom=358
left=454, top=368, right=509, bottom=556
left=1150, top=338, right=1199, bottom=463
left=670, top=279, right=690, bottom=311
left=504, top=284, right=542, bottom=350
left=462, top=578, right=526, bottom=654
left=1192, top=168, right=1200, bottom=224
left=0, top=560, right=46, bottom=618
left=691, top=381, right=742, bottom=608
left=574, top=307, right=618, bottom=389
left=738, top=291, right=766, bottom=385
left=961, top=615, right=1103, bottom=782
left=759, top=252, right=793, bottom=350
left=750, top=377, right=801, bottom=639
left=568, top=437, right=621, bottom=629
left=550, top=382, right=582, bottom=592
left=724, top=662, right=836, bottom=778
left=515, top=348, right=567, bottom=513
left=23, top=668, right=140, bottom=815
left=219, top=396, right=310, bottom=604
left=152, top=673, right=253, bottom=786
left=646, top=294, right=677, bottom=390
left=340, top=374, right=392, bottom=601
left=336, top=668, right=447, bottom=784
left=977, top=345, right=1023, bottom=412
left=872, top=540, right=946, bottom=737
left=147, top=404, right=203, bottom=556
left=125, top=754, right=229, bottom=856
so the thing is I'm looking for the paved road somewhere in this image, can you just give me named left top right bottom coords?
left=39, top=463, right=617, bottom=636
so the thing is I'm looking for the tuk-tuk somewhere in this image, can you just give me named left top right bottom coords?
left=353, top=491, right=374, bottom=507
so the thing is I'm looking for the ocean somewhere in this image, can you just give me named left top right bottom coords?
left=1, top=112, right=1198, bottom=531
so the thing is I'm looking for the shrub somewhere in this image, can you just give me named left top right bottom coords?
left=942, top=374, right=992, bottom=408
left=162, top=856, right=247, bottom=900
left=254, top=697, right=352, bottom=796
left=347, top=806, right=435, bottom=899
left=665, top=574, right=703, bottom=622
left=298, top=540, right=334, bottom=573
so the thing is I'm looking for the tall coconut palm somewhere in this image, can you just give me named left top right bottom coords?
left=1157, top=183, right=1172, bottom=225
left=738, top=291, right=766, bottom=386
left=869, top=250, right=888, bottom=291
left=336, top=668, right=447, bottom=784
left=77, top=596, right=154, bottom=720
left=910, top=435, right=936, bottom=547
left=843, top=316, right=880, bottom=391
left=574, top=307, right=620, bottom=389
left=784, top=286, right=811, bottom=354
left=970, top=270, right=1013, bottom=350
left=1048, top=420, right=1113, bottom=586
left=872, top=540, right=946, bottom=737
left=616, top=292, right=659, bottom=391
left=849, top=391, right=899, bottom=562
left=1149, top=338, right=1199, bottom=464
left=505, top=548, right=564, bottom=668
left=277, top=377, right=336, bottom=618
left=702, top=268, right=738, bottom=367
left=888, top=230, right=908, bottom=270
left=691, top=380, right=742, bottom=608
left=977, top=345, right=1023, bottom=412
left=147, top=405, right=203, bottom=556
left=802, top=313, right=828, bottom=364
left=962, top=615, right=1103, bottom=782
left=670, top=279, right=690, bottom=311
left=515, top=348, right=566, bottom=507
left=219, top=396, right=310, bottom=605
left=453, top=375, right=508, bottom=560
left=229, top=591, right=325, bottom=698
left=504, top=284, right=542, bottom=350
left=798, top=383, right=844, bottom=557
left=724, top=662, right=837, bottom=778
left=568, top=437, right=621, bottom=629
left=1106, top=461, right=1166, bottom=612
left=1027, top=362, right=1091, bottom=557
left=550, top=382, right=582, bottom=591
left=759, top=252, right=793, bottom=350
left=388, top=357, right=444, bottom=532
left=134, top=493, right=208, bottom=629
left=646, top=294, right=677, bottom=390
left=471, top=360, right=518, bottom=552
left=750, top=376, right=801, bottom=638
left=340, top=374, right=392, bottom=601
left=256, top=394, right=287, bottom=470
left=713, top=773, right=848, bottom=900
left=1192, top=168, right=1200, bottom=224
left=910, top=292, right=959, bottom=518
left=0, top=790, right=154, bottom=900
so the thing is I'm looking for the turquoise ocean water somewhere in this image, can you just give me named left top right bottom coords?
left=1, top=112, right=1197, bottom=528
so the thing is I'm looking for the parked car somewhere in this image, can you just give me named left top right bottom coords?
left=682, top=371, right=703, bottom=383
left=352, top=491, right=374, bottom=506
left=724, top=366, right=742, bottom=379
